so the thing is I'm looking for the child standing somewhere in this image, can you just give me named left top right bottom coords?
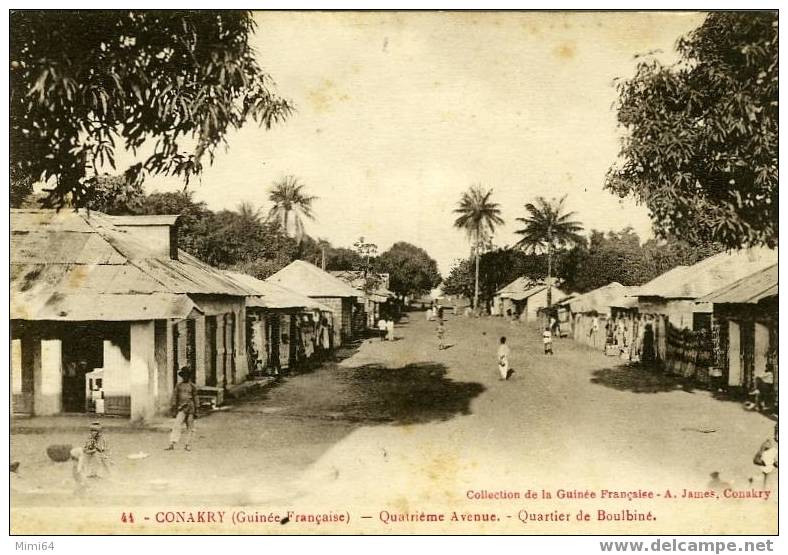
left=543, top=327, right=554, bottom=355
left=72, top=421, right=111, bottom=484
left=436, top=320, right=445, bottom=350
left=497, top=337, right=510, bottom=380
left=166, top=367, right=199, bottom=452
left=752, top=424, right=778, bottom=489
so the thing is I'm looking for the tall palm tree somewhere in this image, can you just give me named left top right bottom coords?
left=316, top=237, right=331, bottom=269
left=267, top=175, right=318, bottom=242
left=453, top=185, right=504, bottom=310
left=515, top=195, right=584, bottom=307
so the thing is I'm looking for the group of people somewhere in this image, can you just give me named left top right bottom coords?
left=745, top=367, right=777, bottom=413
left=377, top=317, right=396, bottom=341
left=495, top=327, right=554, bottom=382
left=63, top=320, right=779, bottom=505
left=426, top=303, right=445, bottom=322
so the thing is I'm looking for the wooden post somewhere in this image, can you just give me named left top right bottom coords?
left=728, top=320, right=742, bottom=386
left=194, top=316, right=206, bottom=386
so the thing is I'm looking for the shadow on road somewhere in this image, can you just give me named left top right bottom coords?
left=590, top=364, right=695, bottom=394
left=343, top=362, right=485, bottom=425
left=235, top=361, right=485, bottom=427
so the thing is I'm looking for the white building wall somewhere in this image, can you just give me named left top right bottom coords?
left=36, top=339, right=63, bottom=415
left=130, top=321, right=157, bottom=422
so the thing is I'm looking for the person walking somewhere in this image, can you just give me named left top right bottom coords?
left=436, top=319, right=446, bottom=350
left=166, top=367, right=199, bottom=452
left=497, top=337, right=511, bottom=380
left=386, top=318, right=395, bottom=341
left=642, top=323, right=655, bottom=364
left=590, top=314, right=600, bottom=349
left=543, top=326, right=554, bottom=355
left=378, top=317, right=388, bottom=341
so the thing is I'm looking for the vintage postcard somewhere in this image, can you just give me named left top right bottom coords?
left=8, top=9, right=779, bottom=537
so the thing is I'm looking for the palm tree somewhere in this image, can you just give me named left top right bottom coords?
left=514, top=195, right=584, bottom=307
left=316, top=237, right=331, bottom=270
left=453, top=185, right=504, bottom=310
left=267, top=175, right=318, bottom=242
left=237, top=201, right=263, bottom=225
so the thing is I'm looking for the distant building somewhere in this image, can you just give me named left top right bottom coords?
left=556, top=282, right=636, bottom=348
left=224, top=271, right=335, bottom=374
left=266, top=260, right=361, bottom=345
left=493, top=277, right=568, bottom=320
left=329, top=270, right=395, bottom=329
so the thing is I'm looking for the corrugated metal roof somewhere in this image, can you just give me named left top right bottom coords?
left=699, top=264, right=778, bottom=304
left=11, top=209, right=253, bottom=321
left=267, top=260, right=361, bottom=298
left=224, top=271, right=334, bottom=312
left=108, top=215, right=180, bottom=226
left=496, top=276, right=563, bottom=298
left=508, top=285, right=546, bottom=301
left=631, top=265, right=689, bottom=297
left=11, top=292, right=201, bottom=321
left=329, top=270, right=396, bottom=299
left=11, top=231, right=127, bottom=265
left=11, top=209, right=95, bottom=232
left=558, top=282, right=635, bottom=313
left=132, top=253, right=250, bottom=296
left=11, top=263, right=164, bottom=295
left=508, top=284, right=569, bottom=302
left=635, top=248, right=778, bottom=299
left=496, top=277, right=533, bottom=296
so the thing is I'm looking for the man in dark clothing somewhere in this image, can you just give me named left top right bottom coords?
left=165, top=367, right=198, bottom=452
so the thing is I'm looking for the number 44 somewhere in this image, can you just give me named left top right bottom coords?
left=121, top=512, right=135, bottom=523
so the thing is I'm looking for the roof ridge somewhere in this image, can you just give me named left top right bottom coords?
left=80, top=215, right=181, bottom=292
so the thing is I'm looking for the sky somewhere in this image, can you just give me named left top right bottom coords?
left=136, top=11, right=706, bottom=274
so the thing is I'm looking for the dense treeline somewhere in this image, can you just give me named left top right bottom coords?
left=12, top=175, right=442, bottom=294
left=443, top=228, right=724, bottom=306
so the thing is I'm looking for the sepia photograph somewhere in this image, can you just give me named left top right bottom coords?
left=7, top=7, right=779, bottom=539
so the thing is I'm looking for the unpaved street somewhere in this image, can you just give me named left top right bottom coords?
left=11, top=312, right=777, bottom=534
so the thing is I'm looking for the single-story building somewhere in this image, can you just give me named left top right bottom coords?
left=494, top=277, right=568, bottom=321
left=634, top=247, right=777, bottom=372
left=556, top=282, right=636, bottom=350
left=224, top=270, right=335, bottom=374
left=698, top=264, right=777, bottom=400
left=10, top=209, right=253, bottom=421
left=266, top=260, right=361, bottom=346
left=329, top=270, right=395, bottom=329
left=492, top=277, right=532, bottom=317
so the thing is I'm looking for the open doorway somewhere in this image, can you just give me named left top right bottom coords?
left=61, top=323, right=104, bottom=413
